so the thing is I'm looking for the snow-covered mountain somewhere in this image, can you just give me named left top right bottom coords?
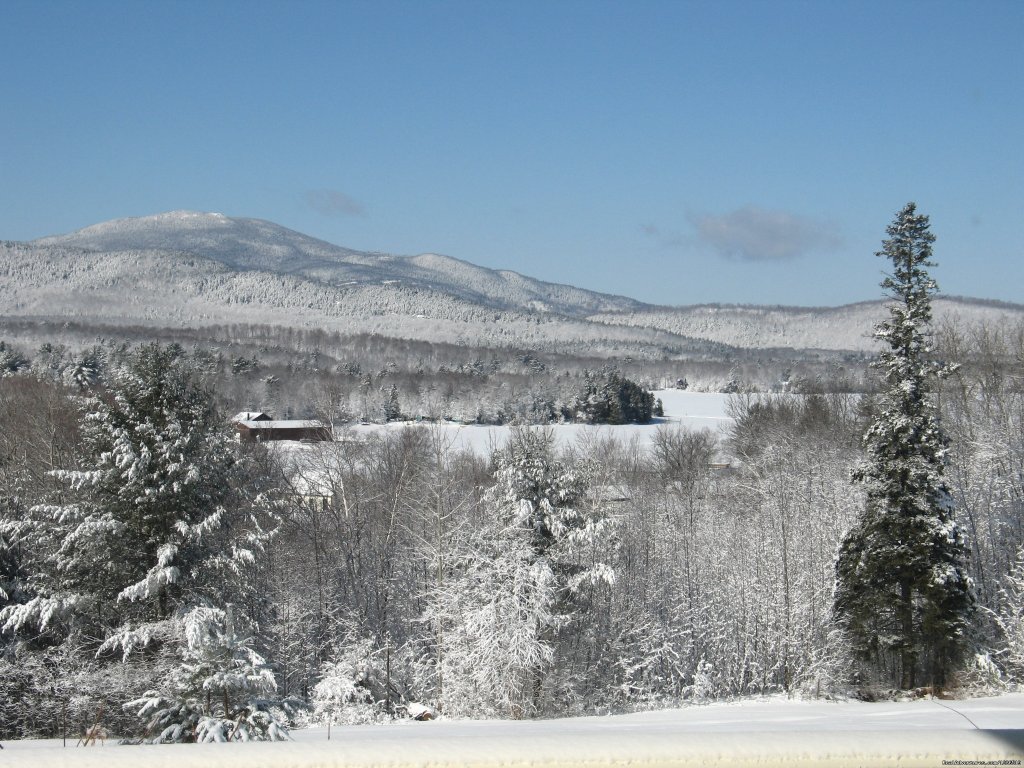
left=5, top=211, right=1023, bottom=356
left=33, top=211, right=643, bottom=318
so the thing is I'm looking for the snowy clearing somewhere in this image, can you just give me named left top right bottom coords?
left=339, top=390, right=733, bottom=456
left=4, top=693, right=1023, bottom=767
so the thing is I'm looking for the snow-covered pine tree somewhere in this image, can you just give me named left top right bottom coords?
left=5, top=346, right=227, bottom=642
left=1, top=344, right=285, bottom=739
left=126, top=605, right=286, bottom=743
left=0, top=341, right=29, bottom=377
left=425, top=428, right=613, bottom=718
left=383, top=383, right=402, bottom=422
left=833, top=203, right=973, bottom=691
left=573, top=369, right=654, bottom=425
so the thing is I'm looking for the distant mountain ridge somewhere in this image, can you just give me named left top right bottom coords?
left=33, top=211, right=643, bottom=318
left=585, top=297, right=1024, bottom=353
left=4, top=210, right=1021, bottom=356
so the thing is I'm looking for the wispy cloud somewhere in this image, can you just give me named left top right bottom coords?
left=304, top=189, right=365, bottom=218
left=687, top=205, right=842, bottom=262
left=640, top=222, right=686, bottom=249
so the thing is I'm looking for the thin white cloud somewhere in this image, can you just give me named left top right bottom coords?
left=688, top=205, right=842, bottom=262
left=305, top=189, right=365, bottom=218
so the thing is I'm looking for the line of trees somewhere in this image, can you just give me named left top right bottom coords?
left=0, top=338, right=672, bottom=427
left=0, top=316, right=869, bottom=425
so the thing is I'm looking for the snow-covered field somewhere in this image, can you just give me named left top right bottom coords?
left=343, top=390, right=733, bottom=456
left=4, top=693, right=1023, bottom=766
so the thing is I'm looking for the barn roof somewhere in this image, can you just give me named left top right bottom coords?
left=232, top=411, right=272, bottom=422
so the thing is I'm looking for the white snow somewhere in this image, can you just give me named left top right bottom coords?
left=341, top=390, right=733, bottom=456
left=3, top=693, right=1023, bottom=766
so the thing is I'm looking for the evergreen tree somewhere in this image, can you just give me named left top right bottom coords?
left=425, top=429, right=613, bottom=717
left=126, top=606, right=285, bottom=743
left=383, top=383, right=402, bottom=422
left=573, top=369, right=654, bottom=425
left=0, top=341, right=29, bottom=377
left=833, top=203, right=973, bottom=691
left=1, top=344, right=285, bottom=738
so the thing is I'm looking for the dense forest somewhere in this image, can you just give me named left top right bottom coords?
left=1, top=312, right=1022, bottom=742
left=0, top=315, right=868, bottom=426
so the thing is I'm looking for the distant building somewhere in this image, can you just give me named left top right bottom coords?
left=232, top=410, right=272, bottom=423
left=235, top=419, right=331, bottom=443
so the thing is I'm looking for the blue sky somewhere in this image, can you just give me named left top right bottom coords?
left=2, top=0, right=1021, bottom=307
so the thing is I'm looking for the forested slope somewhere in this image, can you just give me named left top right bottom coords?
left=588, top=298, right=1024, bottom=352
left=0, top=241, right=725, bottom=359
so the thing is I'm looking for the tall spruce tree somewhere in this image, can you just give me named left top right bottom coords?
left=834, top=203, right=973, bottom=691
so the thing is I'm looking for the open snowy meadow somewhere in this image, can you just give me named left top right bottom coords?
left=3, top=693, right=1023, bottom=767
left=337, top=390, right=734, bottom=455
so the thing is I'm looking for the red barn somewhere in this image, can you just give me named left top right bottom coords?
left=234, top=418, right=331, bottom=443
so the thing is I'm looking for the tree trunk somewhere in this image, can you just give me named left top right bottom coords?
left=899, top=579, right=916, bottom=689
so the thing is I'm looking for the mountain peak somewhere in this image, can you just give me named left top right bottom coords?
left=64, top=210, right=232, bottom=237
left=28, top=210, right=643, bottom=316
left=32, top=210, right=358, bottom=274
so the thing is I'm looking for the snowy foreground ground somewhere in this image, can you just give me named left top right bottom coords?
left=346, top=390, right=734, bottom=455
left=4, top=694, right=1024, bottom=767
